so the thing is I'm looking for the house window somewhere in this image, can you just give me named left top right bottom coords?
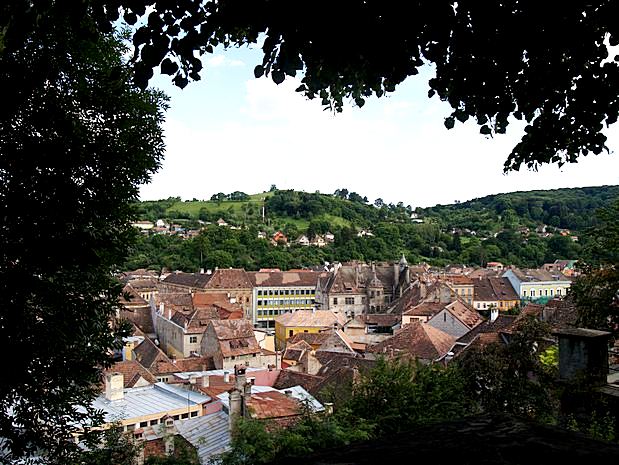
left=258, top=290, right=263, bottom=296
left=443, top=313, right=447, bottom=322
left=140, top=421, right=148, bottom=427
left=304, top=330, right=309, bottom=333
left=549, top=289, right=554, bottom=296
left=189, top=336, right=198, bottom=344
left=289, top=330, right=294, bottom=337
left=191, top=411, right=198, bottom=418
left=477, top=303, right=481, bottom=309
left=181, top=413, right=189, bottom=419
left=333, top=297, right=338, bottom=305
left=531, top=290, right=536, bottom=297
left=556, top=289, right=562, bottom=296
left=150, top=420, right=158, bottom=426
left=345, top=297, right=354, bottom=305
left=523, top=290, right=527, bottom=297
left=544, top=289, right=548, bottom=296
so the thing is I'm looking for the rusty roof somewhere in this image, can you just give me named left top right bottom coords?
left=246, top=391, right=301, bottom=420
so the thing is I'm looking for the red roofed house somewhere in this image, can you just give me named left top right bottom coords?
left=201, top=320, right=264, bottom=370
left=155, top=292, right=244, bottom=358
left=427, top=300, right=484, bottom=338
left=368, top=320, right=456, bottom=363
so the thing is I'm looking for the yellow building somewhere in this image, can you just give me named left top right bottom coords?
left=274, top=309, right=345, bottom=350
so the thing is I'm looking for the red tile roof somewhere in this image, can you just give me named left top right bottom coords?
left=104, top=360, right=157, bottom=388
left=368, top=321, right=456, bottom=361
left=208, top=320, right=261, bottom=357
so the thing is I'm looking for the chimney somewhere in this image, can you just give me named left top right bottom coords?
left=202, top=375, right=209, bottom=388
left=206, top=269, right=212, bottom=275
left=234, top=365, right=247, bottom=391
left=223, top=371, right=230, bottom=383
left=490, top=308, right=499, bottom=323
left=105, top=372, right=124, bottom=401
left=553, top=328, right=611, bottom=386
left=228, top=389, right=243, bottom=431
left=284, top=389, right=292, bottom=397
left=200, top=268, right=205, bottom=274
left=159, top=302, right=164, bottom=315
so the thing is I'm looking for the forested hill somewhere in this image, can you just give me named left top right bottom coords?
left=127, top=185, right=619, bottom=272
left=421, top=185, right=619, bottom=236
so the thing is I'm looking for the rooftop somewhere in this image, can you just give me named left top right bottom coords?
left=91, top=383, right=210, bottom=423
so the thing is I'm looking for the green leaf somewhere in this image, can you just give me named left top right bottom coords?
left=444, top=116, right=455, bottom=130
left=254, top=65, right=264, bottom=78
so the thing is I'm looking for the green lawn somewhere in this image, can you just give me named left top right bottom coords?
left=165, top=192, right=274, bottom=217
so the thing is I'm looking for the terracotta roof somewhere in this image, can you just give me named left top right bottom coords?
left=104, top=360, right=157, bottom=388
left=273, top=370, right=324, bottom=392
left=283, top=340, right=313, bottom=362
left=157, top=293, right=194, bottom=310
left=368, top=321, right=456, bottom=361
left=287, top=332, right=330, bottom=347
left=120, top=283, right=149, bottom=307
left=171, top=307, right=220, bottom=333
left=443, top=275, right=474, bottom=285
left=124, top=279, right=158, bottom=291
left=402, top=302, right=444, bottom=317
left=361, top=314, right=400, bottom=327
left=444, top=300, right=483, bottom=329
left=249, top=270, right=326, bottom=287
left=542, top=297, right=578, bottom=330
left=203, top=269, right=252, bottom=289
left=134, top=336, right=174, bottom=372
left=473, top=277, right=519, bottom=302
left=120, top=287, right=155, bottom=334
left=387, top=281, right=440, bottom=315
left=246, top=391, right=301, bottom=419
left=456, top=315, right=518, bottom=345
left=208, top=320, right=261, bottom=357
left=276, top=310, right=345, bottom=328
left=163, top=272, right=213, bottom=289
left=509, top=268, right=570, bottom=283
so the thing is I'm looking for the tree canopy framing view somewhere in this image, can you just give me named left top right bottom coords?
left=2, top=0, right=619, bottom=462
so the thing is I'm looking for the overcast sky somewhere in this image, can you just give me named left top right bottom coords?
left=140, top=45, right=619, bottom=208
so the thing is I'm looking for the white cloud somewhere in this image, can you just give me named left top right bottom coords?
left=205, top=54, right=244, bottom=68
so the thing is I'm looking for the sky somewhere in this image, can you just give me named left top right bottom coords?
left=140, top=44, right=619, bottom=208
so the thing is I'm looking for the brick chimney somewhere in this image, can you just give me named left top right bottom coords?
left=105, top=372, right=124, bottom=401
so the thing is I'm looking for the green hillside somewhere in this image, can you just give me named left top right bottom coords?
left=127, top=186, right=619, bottom=272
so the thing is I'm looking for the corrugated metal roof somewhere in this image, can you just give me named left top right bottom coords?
left=91, top=383, right=210, bottom=423
left=175, top=411, right=230, bottom=464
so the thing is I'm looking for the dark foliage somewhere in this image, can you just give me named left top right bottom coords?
left=0, top=8, right=166, bottom=463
